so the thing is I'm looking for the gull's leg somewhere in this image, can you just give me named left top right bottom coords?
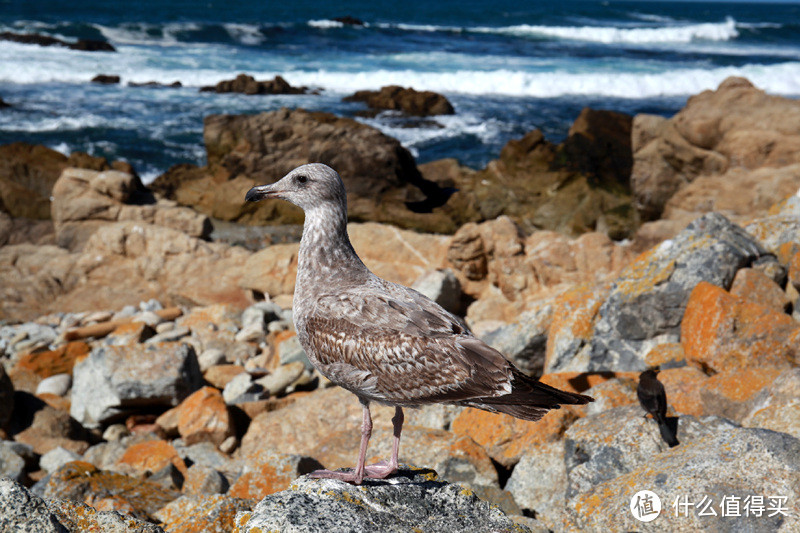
left=363, top=406, right=403, bottom=479
left=309, top=400, right=373, bottom=484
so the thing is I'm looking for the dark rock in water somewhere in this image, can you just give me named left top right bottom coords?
left=0, top=31, right=115, bottom=52
left=235, top=467, right=529, bottom=533
left=344, top=85, right=455, bottom=116
left=333, top=16, right=365, bottom=26
left=129, top=80, right=182, bottom=88
left=91, top=74, right=120, bottom=84
left=0, top=97, right=10, bottom=108
left=200, top=73, right=307, bottom=95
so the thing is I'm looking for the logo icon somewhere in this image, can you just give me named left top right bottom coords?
left=631, top=490, right=662, bottom=522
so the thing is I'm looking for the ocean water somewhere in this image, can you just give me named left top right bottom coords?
left=1, top=0, right=799, bottom=183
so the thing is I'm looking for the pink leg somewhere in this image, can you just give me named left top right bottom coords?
left=309, top=404, right=404, bottom=484
left=363, top=406, right=403, bottom=478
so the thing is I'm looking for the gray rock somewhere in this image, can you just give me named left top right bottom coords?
left=132, top=310, right=163, bottom=327
left=411, top=269, right=463, bottom=315
left=101, top=424, right=130, bottom=442
left=505, top=441, right=568, bottom=528
left=197, top=348, right=226, bottom=372
left=35, top=374, right=72, bottom=397
left=0, top=477, right=66, bottom=533
left=182, top=464, right=229, bottom=495
left=139, top=299, right=164, bottom=312
left=40, top=446, right=82, bottom=474
left=235, top=468, right=529, bottom=533
left=144, top=325, right=190, bottom=344
left=564, top=405, right=739, bottom=501
left=70, top=343, right=202, bottom=427
left=742, top=368, right=800, bottom=440
left=567, top=428, right=800, bottom=532
left=222, top=372, right=267, bottom=404
left=255, top=361, right=306, bottom=396
left=0, top=440, right=27, bottom=482
left=153, top=494, right=251, bottom=533
left=588, top=213, right=765, bottom=371
left=242, top=301, right=283, bottom=329
left=47, top=498, right=167, bottom=532
left=481, top=303, right=552, bottom=377
left=278, top=335, right=312, bottom=370
left=234, top=322, right=265, bottom=343
left=404, top=404, right=464, bottom=431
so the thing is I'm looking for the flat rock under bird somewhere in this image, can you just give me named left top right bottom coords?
left=245, top=163, right=593, bottom=484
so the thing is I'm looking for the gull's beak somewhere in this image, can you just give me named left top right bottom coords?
left=245, top=182, right=282, bottom=202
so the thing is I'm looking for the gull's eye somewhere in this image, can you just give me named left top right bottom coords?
left=296, top=175, right=308, bottom=185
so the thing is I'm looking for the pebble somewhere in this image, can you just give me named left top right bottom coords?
left=35, top=373, right=72, bottom=397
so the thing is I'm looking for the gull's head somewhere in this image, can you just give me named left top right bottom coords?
left=245, top=163, right=346, bottom=212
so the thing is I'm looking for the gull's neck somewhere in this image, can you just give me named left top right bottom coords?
left=295, top=201, right=370, bottom=297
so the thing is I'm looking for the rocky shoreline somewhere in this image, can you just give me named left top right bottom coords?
left=1, top=77, right=800, bottom=532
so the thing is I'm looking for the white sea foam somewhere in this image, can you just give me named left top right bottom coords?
left=308, top=19, right=345, bottom=29
left=282, top=62, right=800, bottom=98
left=223, top=23, right=266, bottom=45
left=473, top=17, right=739, bottom=44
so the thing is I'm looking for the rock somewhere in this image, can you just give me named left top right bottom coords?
left=731, top=266, right=792, bottom=311
left=0, top=142, right=70, bottom=219
left=14, top=406, right=90, bottom=456
left=222, top=373, right=267, bottom=404
left=567, top=428, right=800, bottom=532
left=155, top=494, right=253, bottom=533
left=204, top=364, right=247, bottom=390
left=51, top=167, right=211, bottom=251
left=70, top=343, right=202, bottom=428
left=39, top=446, right=82, bottom=474
left=175, top=386, right=235, bottom=446
left=583, top=213, right=765, bottom=372
left=682, top=282, right=800, bottom=373
left=0, top=476, right=67, bottom=533
left=699, top=368, right=786, bottom=423
left=436, top=109, right=637, bottom=239
left=91, top=74, right=120, bottom=84
left=41, top=461, right=180, bottom=521
left=35, top=374, right=72, bottom=397
left=480, top=302, right=552, bottom=376
left=255, top=361, right=306, bottom=396
left=0, top=440, right=27, bottom=482
left=344, top=85, right=455, bottom=116
left=197, top=349, right=227, bottom=372
left=411, top=268, right=463, bottom=315
left=742, top=369, right=800, bottom=440
left=631, top=77, right=800, bottom=222
left=47, top=498, right=166, bottom=532
left=200, top=73, right=307, bottom=95
left=505, top=442, right=567, bottom=528
left=228, top=452, right=323, bottom=499
left=276, top=334, right=312, bottom=370
left=182, top=464, right=229, bottom=495
left=116, top=440, right=188, bottom=477
left=0, top=31, right=115, bottom=52
left=235, top=468, right=528, bottom=533
left=151, top=107, right=454, bottom=233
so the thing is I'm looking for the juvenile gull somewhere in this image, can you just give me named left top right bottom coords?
left=245, top=163, right=593, bottom=484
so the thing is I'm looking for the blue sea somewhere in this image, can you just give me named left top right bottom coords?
left=2, top=0, right=800, bottom=183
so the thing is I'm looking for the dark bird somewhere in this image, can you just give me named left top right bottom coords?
left=245, top=163, right=593, bottom=484
left=637, top=369, right=679, bottom=447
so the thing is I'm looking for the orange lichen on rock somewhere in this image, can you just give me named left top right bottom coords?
left=658, top=366, right=709, bottom=417
left=682, top=281, right=800, bottom=373
left=13, top=341, right=89, bottom=377
left=117, top=439, right=188, bottom=476
left=176, top=386, right=234, bottom=446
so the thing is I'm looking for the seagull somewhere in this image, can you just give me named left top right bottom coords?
left=245, top=163, right=593, bottom=484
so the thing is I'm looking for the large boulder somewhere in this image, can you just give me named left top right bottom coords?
left=151, top=107, right=455, bottom=233
left=429, top=108, right=637, bottom=239
left=235, top=469, right=528, bottom=533
left=200, top=73, right=307, bottom=95
left=632, top=77, right=800, bottom=226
